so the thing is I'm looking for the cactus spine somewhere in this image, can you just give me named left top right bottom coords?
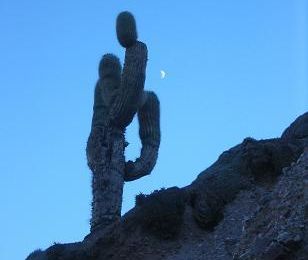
left=86, top=11, right=160, bottom=232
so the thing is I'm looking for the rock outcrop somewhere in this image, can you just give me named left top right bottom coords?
left=27, top=112, right=308, bottom=260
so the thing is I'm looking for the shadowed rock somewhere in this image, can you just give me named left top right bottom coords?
left=27, top=112, right=308, bottom=260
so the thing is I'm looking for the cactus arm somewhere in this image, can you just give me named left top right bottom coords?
left=124, top=91, right=161, bottom=181
left=87, top=54, right=121, bottom=168
left=90, top=54, right=122, bottom=129
left=90, top=80, right=102, bottom=128
left=110, top=41, right=148, bottom=129
left=90, top=81, right=107, bottom=129
left=110, top=12, right=148, bottom=129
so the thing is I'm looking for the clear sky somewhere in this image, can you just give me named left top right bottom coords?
left=0, top=1, right=307, bottom=259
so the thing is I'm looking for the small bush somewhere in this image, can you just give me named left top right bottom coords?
left=45, top=243, right=65, bottom=260
left=136, top=187, right=186, bottom=239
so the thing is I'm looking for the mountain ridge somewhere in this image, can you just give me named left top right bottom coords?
left=27, top=112, right=308, bottom=260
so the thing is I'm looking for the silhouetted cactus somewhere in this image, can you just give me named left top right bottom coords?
left=86, top=11, right=160, bottom=232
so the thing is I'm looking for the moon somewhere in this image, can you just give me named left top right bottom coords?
left=160, top=70, right=166, bottom=79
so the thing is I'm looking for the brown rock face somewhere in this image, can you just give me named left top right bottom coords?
left=26, top=113, right=308, bottom=260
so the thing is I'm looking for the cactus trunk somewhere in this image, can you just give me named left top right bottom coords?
left=88, top=127, right=125, bottom=231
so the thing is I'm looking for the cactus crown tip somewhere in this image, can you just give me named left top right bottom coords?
left=99, top=53, right=121, bottom=78
left=116, top=11, right=138, bottom=48
left=118, top=11, right=134, bottom=17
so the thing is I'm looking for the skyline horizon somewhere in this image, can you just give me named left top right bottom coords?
left=1, top=1, right=307, bottom=259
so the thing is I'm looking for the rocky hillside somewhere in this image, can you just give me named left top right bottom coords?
left=27, top=112, right=308, bottom=260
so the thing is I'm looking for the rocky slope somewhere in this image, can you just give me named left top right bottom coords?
left=27, top=112, right=308, bottom=260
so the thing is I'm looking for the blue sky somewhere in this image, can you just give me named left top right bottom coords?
left=0, top=1, right=307, bottom=259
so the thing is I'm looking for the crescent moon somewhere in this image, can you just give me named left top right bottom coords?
left=160, top=70, right=166, bottom=79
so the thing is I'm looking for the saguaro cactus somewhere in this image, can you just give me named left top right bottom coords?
left=86, top=11, right=161, bottom=232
